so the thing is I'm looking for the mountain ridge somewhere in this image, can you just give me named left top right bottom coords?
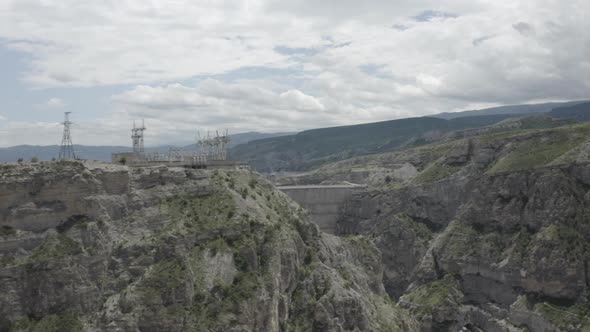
left=231, top=100, right=590, bottom=172
left=432, top=100, right=588, bottom=119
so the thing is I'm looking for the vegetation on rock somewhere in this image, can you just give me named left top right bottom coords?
left=0, top=164, right=416, bottom=331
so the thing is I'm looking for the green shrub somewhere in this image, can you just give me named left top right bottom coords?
left=241, top=188, right=249, bottom=199
left=248, top=178, right=257, bottom=189
left=206, top=237, right=229, bottom=256
left=10, top=312, right=82, bottom=332
left=0, top=225, right=16, bottom=237
left=29, top=234, right=82, bottom=262
left=414, top=162, right=460, bottom=184
left=400, top=274, right=462, bottom=316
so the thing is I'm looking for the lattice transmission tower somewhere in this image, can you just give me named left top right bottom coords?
left=196, top=129, right=230, bottom=160
left=58, top=112, right=77, bottom=160
left=131, top=120, right=146, bottom=154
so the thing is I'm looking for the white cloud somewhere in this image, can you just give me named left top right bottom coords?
left=0, top=121, right=62, bottom=147
left=1, top=0, right=587, bottom=97
left=279, top=90, right=325, bottom=112
left=46, top=97, right=65, bottom=108
left=0, top=0, right=293, bottom=87
left=111, top=80, right=330, bottom=134
left=0, top=0, right=589, bottom=146
left=0, top=115, right=6, bottom=121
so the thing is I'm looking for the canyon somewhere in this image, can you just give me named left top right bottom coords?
left=1, top=116, right=590, bottom=331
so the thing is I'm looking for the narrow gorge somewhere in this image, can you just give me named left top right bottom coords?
left=1, top=118, right=590, bottom=331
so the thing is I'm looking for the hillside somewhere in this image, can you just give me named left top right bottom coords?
left=277, top=117, right=590, bottom=187
left=0, top=162, right=416, bottom=331
left=433, top=100, right=588, bottom=120
left=276, top=121, right=590, bottom=331
left=231, top=114, right=517, bottom=173
left=225, top=131, right=295, bottom=148
left=232, top=101, right=590, bottom=173
left=2, top=120, right=590, bottom=331
left=549, top=101, right=590, bottom=122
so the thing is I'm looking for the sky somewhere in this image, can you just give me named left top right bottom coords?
left=0, top=0, right=588, bottom=147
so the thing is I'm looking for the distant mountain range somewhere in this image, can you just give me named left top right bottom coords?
left=549, top=102, right=590, bottom=122
left=230, top=114, right=518, bottom=172
left=231, top=101, right=590, bottom=172
left=433, top=100, right=588, bottom=119
left=0, top=132, right=292, bottom=162
left=0, top=145, right=128, bottom=163
left=3, top=101, right=588, bottom=166
left=225, top=131, right=295, bottom=148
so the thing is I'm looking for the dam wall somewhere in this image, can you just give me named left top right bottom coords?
left=278, top=184, right=366, bottom=234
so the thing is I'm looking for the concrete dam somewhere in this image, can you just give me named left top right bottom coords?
left=278, top=184, right=366, bottom=234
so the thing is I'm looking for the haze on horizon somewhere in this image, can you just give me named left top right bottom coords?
left=0, top=0, right=588, bottom=147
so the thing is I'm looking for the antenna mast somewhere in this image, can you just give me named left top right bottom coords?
left=58, top=112, right=77, bottom=160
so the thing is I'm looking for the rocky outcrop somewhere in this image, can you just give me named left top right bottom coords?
left=0, top=161, right=416, bottom=331
left=0, top=162, right=129, bottom=233
left=330, top=123, right=590, bottom=331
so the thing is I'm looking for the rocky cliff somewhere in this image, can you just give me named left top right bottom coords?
left=3, top=119, right=590, bottom=332
left=0, top=161, right=416, bottom=331
left=283, top=120, right=590, bottom=331
left=330, top=120, right=590, bottom=331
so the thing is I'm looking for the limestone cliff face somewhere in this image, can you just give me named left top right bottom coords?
left=0, top=161, right=415, bottom=331
left=330, top=122, right=590, bottom=331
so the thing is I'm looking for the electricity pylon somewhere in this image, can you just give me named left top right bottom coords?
left=58, top=112, right=77, bottom=160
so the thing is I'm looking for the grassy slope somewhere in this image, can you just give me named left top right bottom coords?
left=411, top=122, right=590, bottom=183
left=486, top=123, right=590, bottom=173
left=285, top=120, right=590, bottom=188
left=231, top=114, right=517, bottom=172
left=433, top=100, right=588, bottom=120
left=549, top=101, right=590, bottom=122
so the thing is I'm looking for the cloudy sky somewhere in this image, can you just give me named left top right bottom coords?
left=0, top=0, right=588, bottom=147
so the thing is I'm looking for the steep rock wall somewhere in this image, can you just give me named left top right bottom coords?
left=339, top=164, right=590, bottom=331
left=0, top=162, right=416, bottom=332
